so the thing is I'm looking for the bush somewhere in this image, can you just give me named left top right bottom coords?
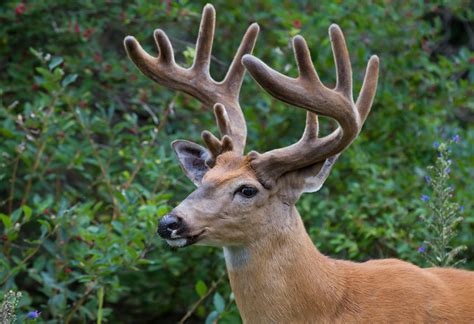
left=1, top=1, right=472, bottom=322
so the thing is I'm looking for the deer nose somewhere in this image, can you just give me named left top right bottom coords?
left=157, top=214, right=184, bottom=239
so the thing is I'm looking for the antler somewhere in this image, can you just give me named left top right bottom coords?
left=242, top=24, right=379, bottom=184
left=123, top=4, right=259, bottom=155
left=201, top=103, right=235, bottom=167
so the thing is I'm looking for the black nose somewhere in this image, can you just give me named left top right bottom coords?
left=158, top=213, right=184, bottom=239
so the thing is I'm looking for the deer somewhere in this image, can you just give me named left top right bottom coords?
left=124, top=4, right=474, bottom=323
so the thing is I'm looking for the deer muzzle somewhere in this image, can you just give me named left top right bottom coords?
left=157, top=212, right=204, bottom=248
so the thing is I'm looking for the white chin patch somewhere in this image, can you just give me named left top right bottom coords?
left=166, top=238, right=187, bottom=248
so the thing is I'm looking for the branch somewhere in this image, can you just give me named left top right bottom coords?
left=178, top=272, right=226, bottom=324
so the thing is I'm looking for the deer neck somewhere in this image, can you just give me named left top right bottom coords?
left=223, top=206, right=346, bottom=323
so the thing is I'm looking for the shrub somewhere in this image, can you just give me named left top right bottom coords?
left=0, top=1, right=472, bottom=322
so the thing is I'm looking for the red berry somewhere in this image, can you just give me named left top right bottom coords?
left=94, top=53, right=102, bottom=63
left=293, top=19, right=301, bottom=29
left=83, top=28, right=94, bottom=39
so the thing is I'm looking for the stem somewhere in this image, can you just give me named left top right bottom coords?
left=178, top=272, right=226, bottom=324
left=122, top=99, right=173, bottom=190
left=64, top=284, right=95, bottom=324
left=8, top=155, right=20, bottom=214
left=0, top=225, right=58, bottom=286
left=20, top=92, right=60, bottom=206
left=122, top=130, right=157, bottom=190
left=71, top=108, right=120, bottom=219
left=97, top=286, right=104, bottom=324
left=20, top=141, right=46, bottom=206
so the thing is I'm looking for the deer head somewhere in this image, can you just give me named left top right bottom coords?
left=124, top=4, right=379, bottom=249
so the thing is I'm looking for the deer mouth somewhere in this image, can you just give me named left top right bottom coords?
left=165, top=230, right=205, bottom=248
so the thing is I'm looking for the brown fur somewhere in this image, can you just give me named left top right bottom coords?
left=172, top=155, right=474, bottom=323
left=124, top=5, right=474, bottom=322
left=227, top=207, right=474, bottom=323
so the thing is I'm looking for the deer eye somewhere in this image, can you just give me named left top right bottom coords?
left=236, top=186, right=258, bottom=198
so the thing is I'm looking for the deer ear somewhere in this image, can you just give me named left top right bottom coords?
left=172, top=140, right=211, bottom=186
left=301, top=154, right=340, bottom=193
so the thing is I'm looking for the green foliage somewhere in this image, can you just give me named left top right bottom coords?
left=419, top=139, right=467, bottom=267
left=0, top=0, right=472, bottom=322
left=0, top=291, right=22, bottom=324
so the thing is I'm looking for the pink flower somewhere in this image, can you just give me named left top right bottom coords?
left=15, top=3, right=26, bottom=15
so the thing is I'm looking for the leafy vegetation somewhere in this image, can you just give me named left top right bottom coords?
left=0, top=1, right=472, bottom=322
left=419, top=138, right=467, bottom=267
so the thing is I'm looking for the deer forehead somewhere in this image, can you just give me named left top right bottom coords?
left=202, top=152, right=256, bottom=186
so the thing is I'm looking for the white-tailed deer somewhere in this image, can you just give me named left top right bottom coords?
left=124, top=4, right=474, bottom=323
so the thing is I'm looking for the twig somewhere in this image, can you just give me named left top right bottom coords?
left=64, top=283, right=96, bottom=324
left=20, top=141, right=46, bottom=206
left=7, top=155, right=20, bottom=214
left=0, top=225, right=58, bottom=286
left=178, top=272, right=226, bottom=324
left=19, top=92, right=60, bottom=206
left=122, top=99, right=173, bottom=190
left=71, top=107, right=120, bottom=219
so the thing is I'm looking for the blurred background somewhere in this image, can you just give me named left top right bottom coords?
left=0, top=0, right=473, bottom=323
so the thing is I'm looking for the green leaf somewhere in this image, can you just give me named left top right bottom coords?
left=22, top=205, right=32, bottom=222
left=49, top=292, right=66, bottom=315
left=11, top=208, right=22, bottom=224
left=0, top=213, right=12, bottom=229
left=49, top=56, right=63, bottom=70
left=38, top=219, right=51, bottom=238
left=111, top=220, right=124, bottom=233
left=213, top=292, right=225, bottom=313
left=205, top=310, right=219, bottom=324
left=195, top=280, right=208, bottom=297
left=156, top=205, right=170, bottom=217
left=62, top=74, right=78, bottom=88
left=29, top=47, right=44, bottom=61
left=33, top=255, right=46, bottom=271
left=87, top=225, right=100, bottom=233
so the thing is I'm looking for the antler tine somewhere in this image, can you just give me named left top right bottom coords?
left=193, top=4, right=215, bottom=74
left=213, top=103, right=232, bottom=136
left=302, top=111, right=319, bottom=141
left=154, top=29, right=175, bottom=65
left=201, top=103, right=234, bottom=167
left=124, top=32, right=175, bottom=83
left=124, top=4, right=260, bottom=155
left=330, top=24, right=353, bottom=100
left=223, top=22, right=260, bottom=93
left=356, top=55, right=379, bottom=122
left=293, top=35, right=321, bottom=84
left=243, top=24, right=379, bottom=185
